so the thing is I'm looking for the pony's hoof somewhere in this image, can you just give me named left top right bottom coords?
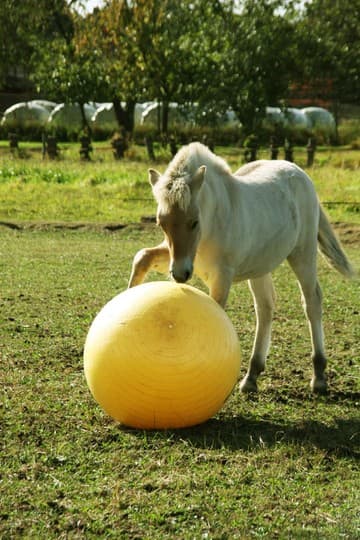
left=239, top=376, right=258, bottom=393
left=310, top=377, right=328, bottom=394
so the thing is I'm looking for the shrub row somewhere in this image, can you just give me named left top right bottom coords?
left=1, top=119, right=359, bottom=147
left=0, top=122, right=243, bottom=145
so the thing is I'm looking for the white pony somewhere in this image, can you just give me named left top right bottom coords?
left=128, top=143, right=354, bottom=393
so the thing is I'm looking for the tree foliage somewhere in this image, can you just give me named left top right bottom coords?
left=0, top=0, right=73, bottom=88
left=1, top=0, right=358, bottom=135
left=299, top=0, right=360, bottom=103
left=194, top=0, right=301, bottom=133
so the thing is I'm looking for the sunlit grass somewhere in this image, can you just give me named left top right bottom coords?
left=0, top=226, right=359, bottom=539
left=0, top=143, right=359, bottom=223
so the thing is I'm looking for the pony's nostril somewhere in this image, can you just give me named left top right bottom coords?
left=170, top=262, right=193, bottom=283
left=171, top=270, right=191, bottom=283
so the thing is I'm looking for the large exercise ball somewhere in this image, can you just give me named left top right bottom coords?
left=84, top=281, right=241, bottom=429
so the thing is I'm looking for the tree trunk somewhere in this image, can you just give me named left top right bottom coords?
left=332, top=98, right=340, bottom=145
left=112, top=97, right=136, bottom=135
left=79, top=102, right=91, bottom=135
left=162, top=101, right=169, bottom=135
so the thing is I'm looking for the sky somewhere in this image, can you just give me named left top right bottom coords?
left=83, top=0, right=104, bottom=12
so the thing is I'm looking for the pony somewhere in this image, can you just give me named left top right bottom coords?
left=128, top=142, right=355, bottom=393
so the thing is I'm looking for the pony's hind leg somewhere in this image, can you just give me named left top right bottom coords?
left=240, top=274, right=276, bottom=393
left=128, top=241, right=170, bottom=287
left=287, top=253, right=328, bottom=393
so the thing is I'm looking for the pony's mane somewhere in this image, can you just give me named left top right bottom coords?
left=153, top=142, right=231, bottom=212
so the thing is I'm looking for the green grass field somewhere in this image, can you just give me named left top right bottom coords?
left=0, top=142, right=359, bottom=224
left=1, top=144, right=359, bottom=538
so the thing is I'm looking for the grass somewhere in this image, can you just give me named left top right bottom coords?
left=0, top=149, right=155, bottom=223
left=1, top=225, right=359, bottom=539
left=0, top=143, right=359, bottom=538
left=0, top=143, right=359, bottom=224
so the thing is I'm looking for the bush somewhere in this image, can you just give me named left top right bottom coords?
left=338, top=118, right=360, bottom=145
left=133, top=124, right=243, bottom=147
left=1, top=114, right=360, bottom=148
left=0, top=121, right=45, bottom=142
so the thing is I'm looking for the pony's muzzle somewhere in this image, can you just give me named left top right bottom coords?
left=170, top=259, right=193, bottom=283
left=171, top=269, right=192, bottom=283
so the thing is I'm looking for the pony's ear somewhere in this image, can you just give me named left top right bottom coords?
left=190, top=165, right=206, bottom=194
left=148, top=168, right=161, bottom=187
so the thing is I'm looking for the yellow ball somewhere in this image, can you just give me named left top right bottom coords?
left=84, top=281, right=241, bottom=429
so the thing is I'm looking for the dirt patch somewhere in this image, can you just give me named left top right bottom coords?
left=0, top=219, right=359, bottom=246
left=333, top=223, right=360, bottom=246
left=0, top=220, right=129, bottom=232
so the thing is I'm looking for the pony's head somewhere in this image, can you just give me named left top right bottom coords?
left=149, top=163, right=206, bottom=283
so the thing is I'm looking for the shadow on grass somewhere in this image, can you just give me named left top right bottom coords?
left=118, top=392, right=360, bottom=459
left=172, top=416, right=360, bottom=459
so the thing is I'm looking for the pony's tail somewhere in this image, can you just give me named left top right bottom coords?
left=318, top=205, right=356, bottom=279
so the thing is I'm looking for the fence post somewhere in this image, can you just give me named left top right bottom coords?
left=306, top=137, right=316, bottom=167
left=42, top=132, right=47, bottom=159
left=79, top=135, right=93, bottom=161
left=145, top=136, right=155, bottom=160
left=46, top=136, right=59, bottom=159
left=169, top=135, right=177, bottom=157
left=8, top=133, right=18, bottom=153
left=269, top=137, right=279, bottom=160
left=284, top=138, right=293, bottom=162
left=111, top=133, right=127, bottom=159
left=244, top=135, right=258, bottom=162
left=202, top=134, right=214, bottom=153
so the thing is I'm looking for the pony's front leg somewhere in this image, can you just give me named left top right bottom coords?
left=208, top=267, right=234, bottom=308
left=240, top=274, right=276, bottom=393
left=128, top=241, right=170, bottom=288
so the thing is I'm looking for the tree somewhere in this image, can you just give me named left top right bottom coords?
left=110, top=0, right=215, bottom=134
left=29, top=5, right=103, bottom=131
left=195, top=0, right=300, bottom=134
left=80, top=0, right=144, bottom=134
left=2, top=0, right=326, bottom=139
left=298, top=0, right=360, bottom=105
left=0, top=0, right=73, bottom=91
left=78, top=0, right=222, bottom=135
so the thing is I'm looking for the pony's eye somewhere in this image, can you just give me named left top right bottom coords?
left=190, top=220, right=199, bottom=230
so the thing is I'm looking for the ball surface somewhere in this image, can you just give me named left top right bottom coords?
left=84, top=281, right=240, bottom=429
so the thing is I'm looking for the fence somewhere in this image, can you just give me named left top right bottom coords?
left=0, top=132, right=349, bottom=172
